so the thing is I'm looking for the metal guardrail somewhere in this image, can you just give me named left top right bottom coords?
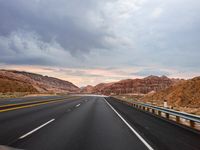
left=115, top=98, right=200, bottom=130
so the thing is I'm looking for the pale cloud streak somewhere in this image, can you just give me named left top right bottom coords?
left=1, top=64, right=195, bottom=87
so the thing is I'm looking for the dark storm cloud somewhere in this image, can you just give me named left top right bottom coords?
left=0, top=0, right=109, bottom=55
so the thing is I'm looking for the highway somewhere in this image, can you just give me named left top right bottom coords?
left=0, top=96, right=199, bottom=150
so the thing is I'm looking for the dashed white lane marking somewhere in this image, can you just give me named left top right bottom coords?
left=75, top=104, right=81, bottom=107
left=104, top=99, right=154, bottom=150
left=19, top=119, right=55, bottom=139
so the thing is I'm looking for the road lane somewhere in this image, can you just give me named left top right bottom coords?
left=106, top=97, right=200, bottom=150
left=105, top=99, right=153, bottom=150
left=10, top=97, right=148, bottom=150
left=0, top=96, right=85, bottom=145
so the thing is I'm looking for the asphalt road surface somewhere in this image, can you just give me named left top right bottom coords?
left=0, top=96, right=199, bottom=150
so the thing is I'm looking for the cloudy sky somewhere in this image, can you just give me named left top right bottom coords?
left=0, top=0, right=200, bottom=86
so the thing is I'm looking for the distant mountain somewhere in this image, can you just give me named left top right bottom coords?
left=81, top=75, right=180, bottom=95
left=0, top=70, right=79, bottom=94
left=142, top=76, right=200, bottom=108
left=80, top=85, right=94, bottom=93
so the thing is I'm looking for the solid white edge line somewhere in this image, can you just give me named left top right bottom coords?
left=104, top=99, right=154, bottom=150
left=19, top=119, right=55, bottom=139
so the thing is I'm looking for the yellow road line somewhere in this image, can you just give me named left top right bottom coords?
left=0, top=99, right=66, bottom=113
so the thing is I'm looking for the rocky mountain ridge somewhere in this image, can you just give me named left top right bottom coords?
left=81, top=75, right=181, bottom=95
left=0, top=70, right=79, bottom=94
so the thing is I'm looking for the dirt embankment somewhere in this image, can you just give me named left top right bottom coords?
left=141, top=77, right=200, bottom=115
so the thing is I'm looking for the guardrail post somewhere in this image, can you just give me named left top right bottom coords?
left=189, top=120, right=195, bottom=128
left=166, top=113, right=169, bottom=119
left=176, top=116, right=180, bottom=123
left=158, top=111, right=161, bottom=116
